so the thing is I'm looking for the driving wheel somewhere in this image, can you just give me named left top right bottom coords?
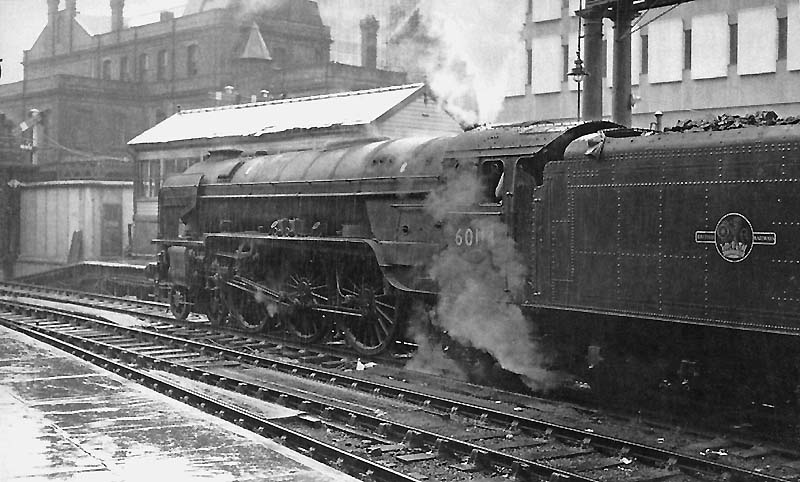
left=338, top=272, right=402, bottom=355
left=284, top=270, right=331, bottom=344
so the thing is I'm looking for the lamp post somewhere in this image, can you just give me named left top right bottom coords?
left=568, top=54, right=588, bottom=121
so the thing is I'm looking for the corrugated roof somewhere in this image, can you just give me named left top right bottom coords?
left=129, top=83, right=426, bottom=146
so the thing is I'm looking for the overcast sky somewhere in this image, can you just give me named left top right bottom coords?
left=0, top=0, right=186, bottom=84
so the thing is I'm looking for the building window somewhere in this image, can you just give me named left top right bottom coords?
left=601, top=39, right=607, bottom=77
left=684, top=29, right=692, bottom=70
left=136, top=160, right=162, bottom=198
left=163, top=158, right=192, bottom=180
left=778, top=16, right=788, bottom=61
left=562, top=44, right=569, bottom=81
left=526, top=48, right=532, bottom=85
left=640, top=34, right=648, bottom=75
left=157, top=50, right=168, bottom=81
left=138, top=53, right=149, bottom=81
left=148, top=160, right=161, bottom=197
left=101, top=59, right=112, bottom=80
left=187, top=44, right=198, bottom=76
left=729, top=23, right=738, bottom=66
left=135, top=161, right=148, bottom=198
left=120, top=56, right=128, bottom=81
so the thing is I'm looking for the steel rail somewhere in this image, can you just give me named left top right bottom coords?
left=0, top=280, right=167, bottom=310
left=0, top=297, right=788, bottom=482
left=0, top=310, right=422, bottom=482
left=0, top=281, right=412, bottom=364
left=0, top=300, right=592, bottom=481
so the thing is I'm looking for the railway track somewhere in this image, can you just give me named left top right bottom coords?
left=0, top=281, right=414, bottom=366
left=1, top=292, right=797, bottom=481
left=2, top=281, right=795, bottom=441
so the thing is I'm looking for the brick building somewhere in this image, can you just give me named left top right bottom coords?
left=0, top=0, right=406, bottom=181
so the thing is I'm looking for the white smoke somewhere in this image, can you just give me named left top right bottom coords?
left=389, top=1, right=524, bottom=125
left=227, top=0, right=524, bottom=125
left=404, top=302, right=469, bottom=379
left=408, top=169, right=556, bottom=390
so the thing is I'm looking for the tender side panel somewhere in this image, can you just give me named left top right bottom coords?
left=535, top=127, right=800, bottom=334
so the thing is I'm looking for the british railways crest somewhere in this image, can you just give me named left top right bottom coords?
left=695, top=213, right=776, bottom=263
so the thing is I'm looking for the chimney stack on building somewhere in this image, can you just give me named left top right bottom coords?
left=360, top=15, right=379, bottom=70
left=47, top=0, right=60, bottom=54
left=47, top=0, right=59, bottom=22
left=110, top=0, right=124, bottom=32
left=65, top=0, right=76, bottom=18
left=65, top=0, right=76, bottom=51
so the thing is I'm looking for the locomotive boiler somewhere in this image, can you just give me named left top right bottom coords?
left=151, top=119, right=800, bottom=403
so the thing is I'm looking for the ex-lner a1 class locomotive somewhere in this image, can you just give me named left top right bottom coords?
left=151, top=119, right=800, bottom=402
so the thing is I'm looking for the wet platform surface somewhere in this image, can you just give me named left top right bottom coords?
left=0, top=325, right=357, bottom=481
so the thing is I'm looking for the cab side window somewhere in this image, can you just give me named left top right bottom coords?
left=480, top=160, right=504, bottom=204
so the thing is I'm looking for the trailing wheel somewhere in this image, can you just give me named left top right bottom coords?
left=168, top=285, right=192, bottom=321
left=284, top=268, right=331, bottom=344
left=338, top=269, right=403, bottom=355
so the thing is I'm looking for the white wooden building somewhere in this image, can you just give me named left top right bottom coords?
left=15, top=181, right=133, bottom=277
left=127, top=83, right=462, bottom=254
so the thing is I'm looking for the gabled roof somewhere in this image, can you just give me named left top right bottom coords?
left=129, top=83, right=427, bottom=146
left=238, top=23, right=271, bottom=60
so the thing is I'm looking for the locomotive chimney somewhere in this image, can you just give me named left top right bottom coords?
left=110, top=0, right=124, bottom=32
left=360, top=15, right=379, bottom=69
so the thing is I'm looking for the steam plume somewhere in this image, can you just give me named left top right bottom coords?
left=389, top=1, right=524, bottom=125
left=409, top=170, right=555, bottom=390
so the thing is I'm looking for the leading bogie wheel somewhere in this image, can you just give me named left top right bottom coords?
left=226, top=287, right=277, bottom=333
left=168, top=285, right=192, bottom=321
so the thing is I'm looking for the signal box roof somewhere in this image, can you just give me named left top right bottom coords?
left=128, top=83, right=430, bottom=146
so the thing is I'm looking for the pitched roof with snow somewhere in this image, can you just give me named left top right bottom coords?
left=128, top=83, right=426, bottom=146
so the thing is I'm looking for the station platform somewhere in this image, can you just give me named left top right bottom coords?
left=12, top=260, right=153, bottom=299
left=0, top=325, right=357, bottom=482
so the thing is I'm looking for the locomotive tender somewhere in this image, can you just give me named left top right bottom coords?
left=152, top=120, right=800, bottom=400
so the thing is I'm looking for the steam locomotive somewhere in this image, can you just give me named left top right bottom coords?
left=151, top=119, right=800, bottom=404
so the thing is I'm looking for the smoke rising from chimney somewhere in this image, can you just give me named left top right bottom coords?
left=389, top=1, right=523, bottom=125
